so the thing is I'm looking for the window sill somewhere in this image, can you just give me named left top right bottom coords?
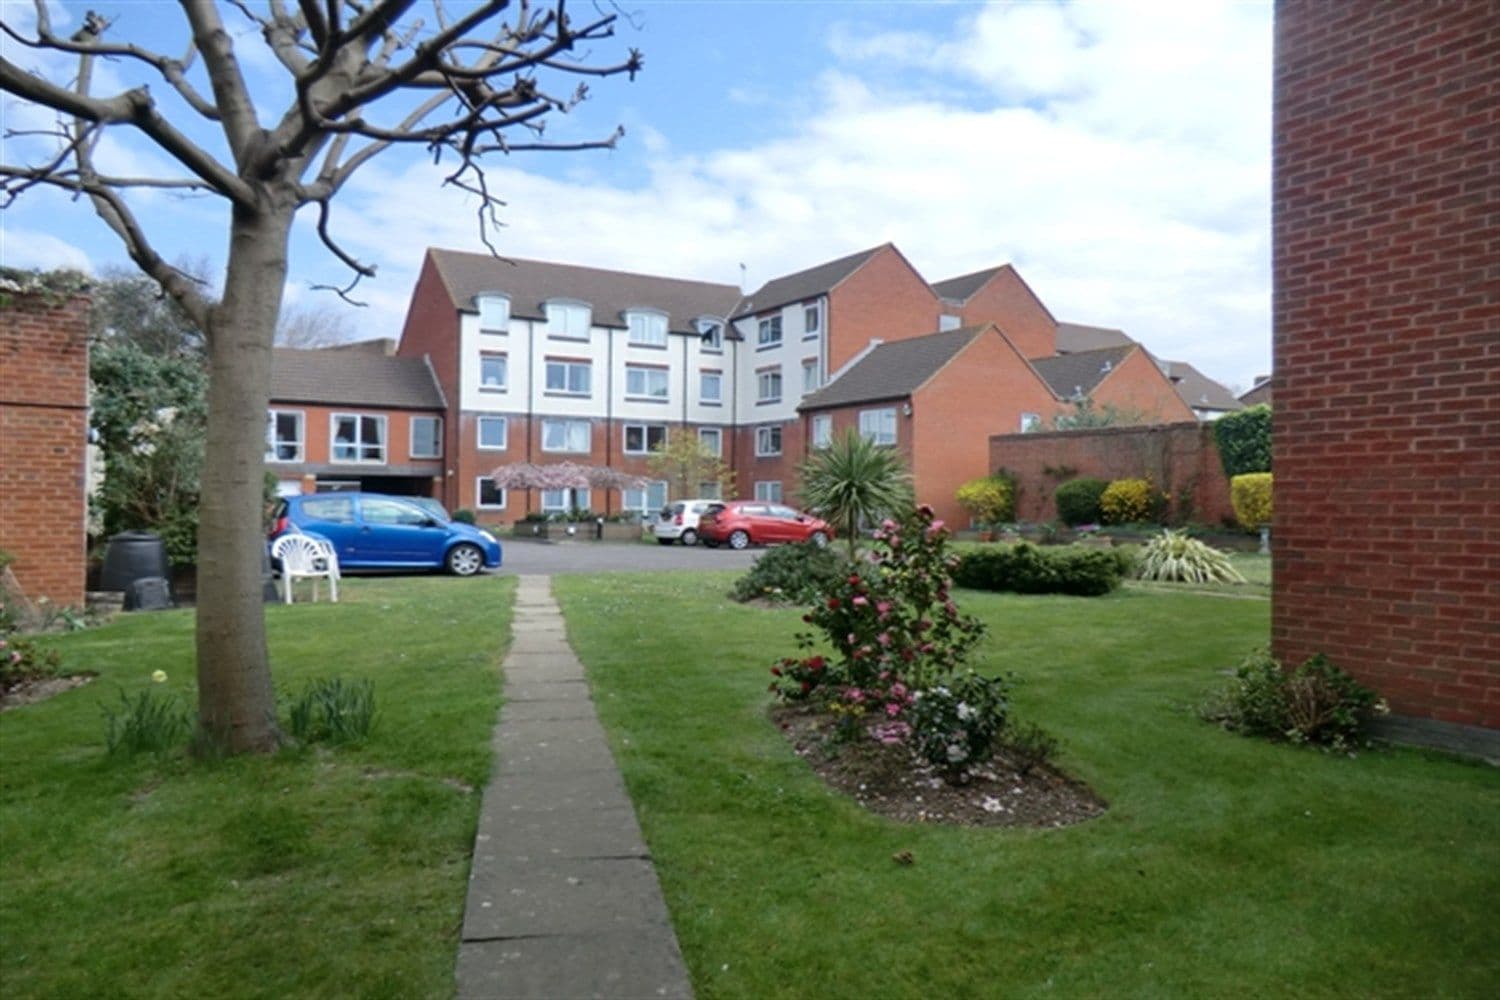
left=756, top=342, right=783, bottom=352
left=543, top=391, right=592, bottom=399
left=627, top=342, right=669, bottom=351
left=479, top=386, right=507, bottom=393
left=477, top=445, right=508, bottom=452
left=756, top=398, right=782, bottom=406
left=547, top=334, right=591, bottom=342
left=699, top=401, right=722, bottom=407
left=624, top=396, right=670, bottom=404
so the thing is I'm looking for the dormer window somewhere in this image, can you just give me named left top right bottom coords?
left=476, top=292, right=510, bottom=332
left=697, top=317, right=724, bottom=352
left=626, top=309, right=669, bottom=348
left=545, top=299, right=592, bottom=340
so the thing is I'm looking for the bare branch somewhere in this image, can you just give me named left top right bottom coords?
left=179, top=0, right=263, bottom=167
left=312, top=198, right=377, bottom=281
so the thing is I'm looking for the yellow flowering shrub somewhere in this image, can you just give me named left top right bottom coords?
left=1099, top=478, right=1160, bottom=524
left=1231, top=472, right=1273, bottom=529
left=955, top=476, right=1014, bottom=526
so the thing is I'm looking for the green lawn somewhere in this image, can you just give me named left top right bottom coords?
left=0, top=576, right=513, bottom=998
left=555, top=571, right=1500, bottom=999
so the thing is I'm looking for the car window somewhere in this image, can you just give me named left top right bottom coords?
left=769, top=505, right=799, bottom=519
left=702, top=503, right=726, bottom=517
left=300, top=497, right=355, bottom=524
left=362, top=498, right=429, bottom=526
left=739, top=504, right=767, bottom=517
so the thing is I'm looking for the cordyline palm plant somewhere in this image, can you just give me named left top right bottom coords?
left=1137, top=529, right=1246, bottom=584
left=798, top=431, right=913, bottom=557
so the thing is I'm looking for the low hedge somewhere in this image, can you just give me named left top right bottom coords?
left=952, top=542, right=1134, bottom=597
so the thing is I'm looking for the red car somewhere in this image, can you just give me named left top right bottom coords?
left=698, top=501, right=833, bottom=550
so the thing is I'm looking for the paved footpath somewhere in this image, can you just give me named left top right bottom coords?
left=456, top=575, right=693, bottom=1000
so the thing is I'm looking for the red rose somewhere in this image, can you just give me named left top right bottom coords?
left=827, top=597, right=841, bottom=609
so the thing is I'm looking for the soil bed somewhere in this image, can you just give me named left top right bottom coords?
left=1, top=673, right=96, bottom=712
left=772, top=704, right=1106, bottom=829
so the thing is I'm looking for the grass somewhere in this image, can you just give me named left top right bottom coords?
left=0, top=575, right=513, bottom=998
left=554, top=571, right=1500, bottom=999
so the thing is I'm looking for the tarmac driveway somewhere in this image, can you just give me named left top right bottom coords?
left=492, top=538, right=762, bottom=575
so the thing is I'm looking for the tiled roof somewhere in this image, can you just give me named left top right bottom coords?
left=930, top=265, right=1008, bottom=304
left=732, top=244, right=888, bottom=319
left=1158, top=359, right=1243, bottom=413
left=1239, top=375, right=1274, bottom=407
left=1056, top=322, right=1133, bottom=353
left=270, top=348, right=446, bottom=409
left=1030, top=346, right=1136, bottom=399
left=798, top=326, right=985, bottom=411
left=428, top=249, right=741, bottom=334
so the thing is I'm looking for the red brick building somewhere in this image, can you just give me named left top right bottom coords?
left=1273, top=0, right=1499, bottom=732
left=0, top=286, right=89, bottom=608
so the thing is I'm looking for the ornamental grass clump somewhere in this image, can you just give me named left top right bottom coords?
left=1137, top=529, right=1245, bottom=584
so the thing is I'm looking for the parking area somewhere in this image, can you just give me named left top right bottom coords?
left=493, top=538, right=762, bottom=575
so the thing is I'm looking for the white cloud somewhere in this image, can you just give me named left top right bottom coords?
left=2, top=228, right=94, bottom=272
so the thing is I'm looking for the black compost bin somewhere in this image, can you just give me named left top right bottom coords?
left=99, top=530, right=171, bottom=593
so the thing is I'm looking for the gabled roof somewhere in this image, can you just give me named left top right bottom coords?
left=1239, top=375, right=1274, bottom=407
left=1029, top=345, right=1136, bottom=399
left=930, top=265, right=1009, bottom=304
left=427, top=249, right=741, bottom=334
left=1056, top=322, right=1133, bottom=353
left=1157, top=359, right=1243, bottom=413
left=732, top=244, right=888, bottom=319
left=271, top=348, right=446, bottom=409
left=798, top=326, right=986, bottom=411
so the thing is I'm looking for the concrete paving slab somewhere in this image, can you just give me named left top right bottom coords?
left=503, top=660, right=589, bottom=683
left=496, top=738, right=621, bottom=776
left=497, top=716, right=610, bottom=749
left=472, top=805, right=648, bottom=864
left=504, top=678, right=592, bottom=702
left=456, top=932, right=692, bottom=1000
left=483, top=769, right=635, bottom=814
left=499, top=699, right=598, bottom=723
left=462, top=856, right=675, bottom=940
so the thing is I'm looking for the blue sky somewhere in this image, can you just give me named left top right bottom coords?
left=1, top=1, right=1273, bottom=389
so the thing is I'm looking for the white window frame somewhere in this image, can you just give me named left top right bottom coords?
left=477, top=293, right=510, bottom=332
left=757, top=367, right=782, bottom=404
left=811, top=414, right=833, bottom=449
left=803, top=304, right=820, bottom=337
left=479, top=353, right=507, bottom=392
left=757, top=315, right=783, bottom=348
left=266, top=409, right=304, bottom=463
left=939, top=313, right=963, bottom=332
left=698, top=426, right=722, bottom=457
left=477, top=415, right=508, bottom=451
left=545, top=358, right=592, bottom=396
left=545, top=300, right=592, bottom=340
left=476, top=477, right=507, bottom=509
left=754, top=481, right=783, bottom=502
left=623, top=423, right=668, bottom=455
left=410, top=415, right=443, bottom=459
left=699, top=370, right=722, bottom=404
left=541, top=488, right=591, bottom=513
left=698, top=318, right=723, bottom=352
left=541, top=418, right=591, bottom=453
left=330, top=413, right=387, bottom=464
left=755, top=425, right=782, bottom=457
left=626, top=310, right=669, bottom=348
left=1020, top=412, right=1042, bottom=433
left=801, top=358, right=819, bottom=395
left=859, top=407, right=898, bottom=447
left=625, top=364, right=670, bottom=400
left=622, top=480, right=669, bottom=516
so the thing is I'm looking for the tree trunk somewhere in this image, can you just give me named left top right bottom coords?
left=193, top=204, right=294, bottom=754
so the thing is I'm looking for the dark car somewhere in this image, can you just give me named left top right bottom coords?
left=269, top=492, right=501, bottom=576
left=697, top=501, right=833, bottom=550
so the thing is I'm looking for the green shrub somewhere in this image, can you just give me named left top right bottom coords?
left=952, top=543, right=1131, bottom=596
left=908, top=671, right=1011, bottom=781
left=1055, top=478, right=1108, bottom=526
left=1204, top=649, right=1386, bottom=750
left=1000, top=720, right=1059, bottom=776
left=102, top=686, right=192, bottom=757
left=451, top=508, right=476, bottom=524
left=0, top=589, right=64, bottom=692
left=1214, top=404, right=1272, bottom=477
left=1099, top=477, right=1162, bottom=524
left=286, top=677, right=376, bottom=745
left=1231, top=473, right=1273, bottom=530
left=732, top=542, right=853, bottom=605
left=955, top=475, right=1014, bottom=527
left=1137, top=529, right=1245, bottom=584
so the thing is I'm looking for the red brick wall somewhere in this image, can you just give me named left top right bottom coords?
left=0, top=293, right=89, bottom=607
left=1273, top=0, right=1500, bottom=728
left=955, top=267, right=1057, bottom=360
left=397, top=253, right=463, bottom=508
left=827, top=246, right=942, bottom=372
left=988, top=422, right=1236, bottom=527
left=1091, top=348, right=1199, bottom=424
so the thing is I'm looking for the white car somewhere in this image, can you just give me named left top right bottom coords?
left=651, top=499, right=719, bottom=546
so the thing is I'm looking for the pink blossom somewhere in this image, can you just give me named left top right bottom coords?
left=875, top=600, right=892, bottom=616
left=877, top=631, right=892, bottom=647
left=891, top=682, right=908, bottom=699
left=847, top=688, right=866, bottom=703
left=852, top=595, right=869, bottom=607
left=885, top=702, right=903, bottom=718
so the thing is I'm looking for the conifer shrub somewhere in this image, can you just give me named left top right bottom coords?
left=1054, top=478, right=1108, bottom=526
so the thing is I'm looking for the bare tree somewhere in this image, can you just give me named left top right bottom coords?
left=1, top=1, right=640, bottom=753
left=275, top=301, right=356, bottom=348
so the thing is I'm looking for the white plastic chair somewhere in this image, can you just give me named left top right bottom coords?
left=271, top=534, right=340, bottom=604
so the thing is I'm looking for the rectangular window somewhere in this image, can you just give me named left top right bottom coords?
left=757, top=315, right=783, bottom=348
left=627, top=312, right=668, bottom=347
left=476, top=477, right=506, bottom=509
left=811, top=414, right=832, bottom=449
left=1020, top=412, right=1042, bottom=432
left=625, top=365, right=669, bottom=400
left=698, top=426, right=722, bottom=457
left=699, top=370, right=722, bottom=404
left=699, top=481, right=723, bottom=500
left=545, top=359, right=592, bottom=396
left=754, top=481, right=783, bottom=502
left=623, top=423, right=668, bottom=455
left=477, top=295, right=510, bottom=332
left=859, top=407, right=898, bottom=446
left=480, top=353, right=507, bottom=391
left=755, top=425, right=782, bottom=457
left=757, top=367, right=782, bottom=404
left=939, top=313, right=963, bottom=331
left=699, top=320, right=723, bottom=352
left=801, top=359, right=819, bottom=394
left=541, top=418, right=591, bottom=453
left=266, top=410, right=304, bottom=462
left=804, top=305, right=820, bottom=336
left=477, top=415, right=508, bottom=450
left=410, top=416, right=442, bottom=459
left=331, top=413, right=386, bottom=463
left=546, top=301, right=591, bottom=340
left=541, top=488, right=590, bottom=513
left=622, top=480, right=669, bottom=515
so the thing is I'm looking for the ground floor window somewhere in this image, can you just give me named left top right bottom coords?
left=331, top=413, right=386, bottom=463
left=541, top=488, right=591, bottom=514
left=476, top=478, right=506, bottom=509
left=754, top=481, right=783, bottom=502
left=622, top=480, right=669, bottom=515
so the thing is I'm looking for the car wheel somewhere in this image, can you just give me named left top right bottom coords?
left=680, top=529, right=698, bottom=547
left=810, top=530, right=829, bottom=548
left=728, top=529, right=751, bottom=550
left=657, top=537, right=675, bottom=546
left=446, top=543, right=484, bottom=577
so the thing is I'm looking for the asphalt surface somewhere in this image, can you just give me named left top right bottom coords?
left=493, top=537, right=761, bottom=575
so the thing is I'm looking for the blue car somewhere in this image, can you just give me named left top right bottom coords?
left=269, top=492, right=501, bottom=576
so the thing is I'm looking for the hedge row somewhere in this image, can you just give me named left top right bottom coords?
left=952, top=543, right=1135, bottom=597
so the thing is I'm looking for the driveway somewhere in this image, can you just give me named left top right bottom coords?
left=493, top=538, right=762, bottom=575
